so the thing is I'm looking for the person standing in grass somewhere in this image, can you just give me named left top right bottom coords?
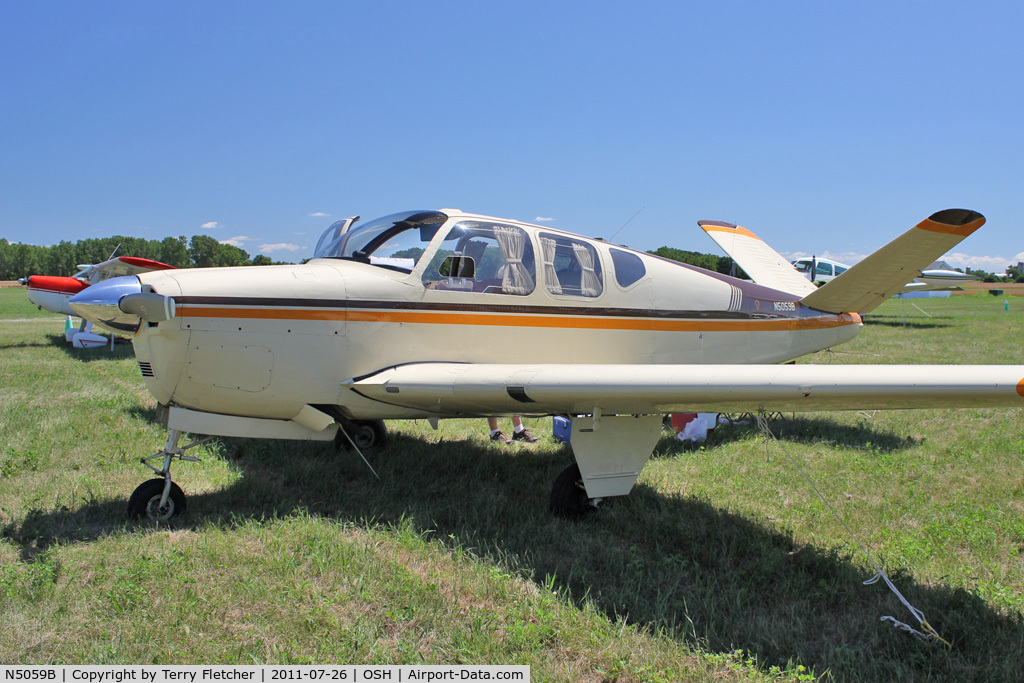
left=487, top=417, right=538, bottom=444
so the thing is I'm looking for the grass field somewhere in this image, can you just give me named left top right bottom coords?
left=2, top=287, right=1023, bottom=681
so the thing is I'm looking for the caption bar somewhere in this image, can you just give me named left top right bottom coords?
left=0, top=667, right=529, bottom=683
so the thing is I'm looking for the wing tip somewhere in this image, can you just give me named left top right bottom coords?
left=920, top=209, right=986, bottom=236
left=698, top=220, right=759, bottom=240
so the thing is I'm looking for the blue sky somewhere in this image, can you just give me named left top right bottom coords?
left=2, top=1, right=1022, bottom=271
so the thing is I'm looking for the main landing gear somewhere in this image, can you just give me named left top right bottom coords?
left=127, top=429, right=212, bottom=522
left=334, top=418, right=388, bottom=450
left=549, top=463, right=606, bottom=518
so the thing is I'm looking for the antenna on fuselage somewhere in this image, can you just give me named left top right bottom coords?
left=608, top=206, right=644, bottom=243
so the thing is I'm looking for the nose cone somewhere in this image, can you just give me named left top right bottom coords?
left=69, top=276, right=144, bottom=334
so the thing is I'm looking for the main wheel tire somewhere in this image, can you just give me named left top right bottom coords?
left=127, top=478, right=186, bottom=521
left=549, top=463, right=592, bottom=518
left=337, top=419, right=388, bottom=450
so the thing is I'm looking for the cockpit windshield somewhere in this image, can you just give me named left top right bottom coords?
left=312, top=210, right=449, bottom=273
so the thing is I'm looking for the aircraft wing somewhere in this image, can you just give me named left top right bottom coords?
left=699, top=221, right=819, bottom=297
left=349, top=362, right=1024, bottom=416
left=800, top=209, right=984, bottom=314
left=90, top=256, right=176, bottom=282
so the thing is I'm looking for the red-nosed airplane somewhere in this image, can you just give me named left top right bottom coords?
left=24, top=256, right=176, bottom=347
left=68, top=208, right=1024, bottom=521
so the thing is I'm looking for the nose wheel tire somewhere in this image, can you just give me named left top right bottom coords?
left=127, top=478, right=186, bottom=521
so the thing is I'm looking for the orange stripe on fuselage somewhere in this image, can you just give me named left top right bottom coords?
left=178, top=306, right=862, bottom=332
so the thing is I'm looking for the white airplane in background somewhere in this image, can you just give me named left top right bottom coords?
left=788, top=256, right=976, bottom=292
left=23, top=255, right=176, bottom=347
left=68, top=208, right=1024, bottom=521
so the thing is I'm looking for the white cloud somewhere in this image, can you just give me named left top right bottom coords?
left=942, top=252, right=1020, bottom=272
left=201, top=221, right=219, bottom=229
left=259, top=242, right=304, bottom=253
left=534, top=216, right=554, bottom=222
left=219, top=236, right=249, bottom=248
left=309, top=212, right=330, bottom=217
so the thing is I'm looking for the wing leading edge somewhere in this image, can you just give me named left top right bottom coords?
left=351, top=362, right=1024, bottom=416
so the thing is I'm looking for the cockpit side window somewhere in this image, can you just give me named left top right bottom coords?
left=422, top=222, right=536, bottom=295
left=313, top=210, right=447, bottom=273
left=538, top=232, right=603, bottom=297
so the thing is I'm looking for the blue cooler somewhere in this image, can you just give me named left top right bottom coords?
left=552, top=416, right=572, bottom=443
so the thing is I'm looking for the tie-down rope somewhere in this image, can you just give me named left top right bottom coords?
left=754, top=412, right=950, bottom=649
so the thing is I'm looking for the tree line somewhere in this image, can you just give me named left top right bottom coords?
left=0, top=235, right=292, bottom=281
left=968, top=265, right=1024, bottom=284
left=646, top=246, right=746, bottom=278
left=1, top=234, right=743, bottom=282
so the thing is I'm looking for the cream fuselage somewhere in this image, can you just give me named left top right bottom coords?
left=129, top=213, right=861, bottom=422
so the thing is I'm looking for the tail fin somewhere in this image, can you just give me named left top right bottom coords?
left=699, top=220, right=818, bottom=297
left=800, top=209, right=985, bottom=314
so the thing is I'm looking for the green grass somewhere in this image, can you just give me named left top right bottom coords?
left=0, top=284, right=64, bottom=320
left=2, top=288, right=1023, bottom=681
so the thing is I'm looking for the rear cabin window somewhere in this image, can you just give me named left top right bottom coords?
left=610, top=248, right=646, bottom=288
left=538, top=232, right=603, bottom=298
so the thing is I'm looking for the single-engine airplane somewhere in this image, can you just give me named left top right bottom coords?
left=788, top=256, right=976, bottom=292
left=25, top=255, right=176, bottom=347
left=68, top=208, right=1024, bottom=521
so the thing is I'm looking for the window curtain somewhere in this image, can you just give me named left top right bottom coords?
left=572, top=243, right=600, bottom=297
left=539, top=237, right=562, bottom=294
left=493, top=225, right=535, bottom=295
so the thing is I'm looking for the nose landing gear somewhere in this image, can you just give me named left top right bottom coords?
left=127, top=429, right=212, bottom=521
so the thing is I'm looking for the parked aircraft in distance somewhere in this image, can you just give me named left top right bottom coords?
left=790, top=256, right=976, bottom=293
left=69, top=208, right=1024, bottom=521
left=24, top=256, right=176, bottom=347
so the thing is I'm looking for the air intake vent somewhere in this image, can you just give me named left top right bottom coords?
left=728, top=285, right=743, bottom=312
left=138, top=361, right=155, bottom=378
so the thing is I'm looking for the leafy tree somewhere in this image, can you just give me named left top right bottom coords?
left=7, top=243, right=46, bottom=280
left=647, top=247, right=747, bottom=279
left=159, top=236, right=191, bottom=268
left=0, top=239, right=11, bottom=280
left=48, top=240, right=78, bottom=276
left=216, top=243, right=251, bottom=267
left=189, top=234, right=222, bottom=268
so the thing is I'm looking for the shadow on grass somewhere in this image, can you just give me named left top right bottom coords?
left=45, top=333, right=136, bottom=361
left=5, top=429, right=1022, bottom=681
left=650, top=415, right=918, bottom=458
left=862, top=316, right=954, bottom=330
left=0, top=340, right=59, bottom=350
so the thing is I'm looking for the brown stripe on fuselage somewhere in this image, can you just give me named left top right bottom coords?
left=175, top=298, right=861, bottom=332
